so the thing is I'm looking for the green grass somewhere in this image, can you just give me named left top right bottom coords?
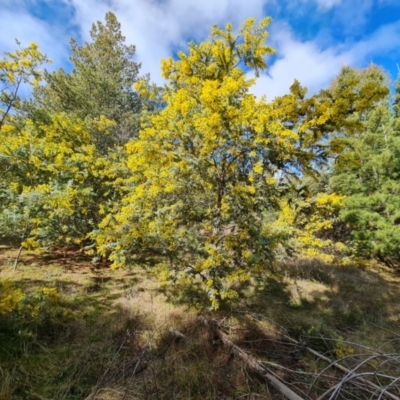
left=1, top=247, right=400, bottom=399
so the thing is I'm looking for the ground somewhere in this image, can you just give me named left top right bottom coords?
left=1, top=246, right=400, bottom=399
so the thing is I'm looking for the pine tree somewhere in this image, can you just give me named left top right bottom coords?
left=33, top=12, right=142, bottom=150
left=331, top=69, right=400, bottom=266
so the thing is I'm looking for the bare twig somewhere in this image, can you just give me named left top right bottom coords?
left=314, top=354, right=400, bottom=400
left=376, top=376, right=400, bottom=400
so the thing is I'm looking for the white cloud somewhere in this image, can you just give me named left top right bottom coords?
left=283, top=0, right=341, bottom=13
left=332, top=0, right=374, bottom=34
left=250, top=19, right=400, bottom=100
left=0, top=6, right=69, bottom=72
left=312, top=0, right=342, bottom=11
left=63, top=0, right=270, bottom=83
left=63, top=0, right=399, bottom=97
left=1, top=0, right=400, bottom=103
left=345, top=20, right=400, bottom=61
left=249, top=24, right=351, bottom=100
left=316, top=0, right=342, bottom=9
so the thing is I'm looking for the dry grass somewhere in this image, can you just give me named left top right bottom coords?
left=1, top=248, right=400, bottom=399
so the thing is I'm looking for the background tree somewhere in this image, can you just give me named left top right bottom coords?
left=32, top=12, right=142, bottom=150
left=330, top=70, right=400, bottom=267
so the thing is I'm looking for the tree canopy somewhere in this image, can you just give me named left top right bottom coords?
left=32, top=11, right=142, bottom=150
left=0, top=14, right=395, bottom=308
left=331, top=68, right=400, bottom=266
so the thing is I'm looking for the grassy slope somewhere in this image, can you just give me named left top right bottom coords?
left=1, top=247, right=400, bottom=399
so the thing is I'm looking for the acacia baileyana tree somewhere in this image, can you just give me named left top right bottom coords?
left=94, top=18, right=387, bottom=308
left=0, top=42, right=49, bottom=130
left=0, top=41, right=126, bottom=251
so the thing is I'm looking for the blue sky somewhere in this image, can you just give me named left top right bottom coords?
left=1, top=0, right=400, bottom=99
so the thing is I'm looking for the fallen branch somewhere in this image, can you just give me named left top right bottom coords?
left=280, top=334, right=400, bottom=400
left=200, top=317, right=305, bottom=400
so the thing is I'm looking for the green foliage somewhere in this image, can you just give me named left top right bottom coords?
left=32, top=12, right=142, bottom=150
left=331, top=69, right=400, bottom=266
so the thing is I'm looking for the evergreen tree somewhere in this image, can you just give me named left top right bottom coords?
left=331, top=70, right=400, bottom=266
left=33, top=12, right=142, bottom=150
